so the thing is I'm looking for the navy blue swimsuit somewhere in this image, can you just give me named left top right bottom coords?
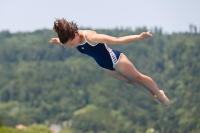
left=76, top=31, right=122, bottom=70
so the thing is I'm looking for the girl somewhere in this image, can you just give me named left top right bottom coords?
left=50, top=18, right=170, bottom=108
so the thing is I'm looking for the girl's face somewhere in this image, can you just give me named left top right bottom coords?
left=63, top=33, right=80, bottom=48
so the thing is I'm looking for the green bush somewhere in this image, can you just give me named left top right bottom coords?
left=0, top=126, right=17, bottom=133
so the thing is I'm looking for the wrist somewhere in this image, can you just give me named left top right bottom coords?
left=138, top=35, right=143, bottom=40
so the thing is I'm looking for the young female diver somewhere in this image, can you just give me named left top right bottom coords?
left=50, top=18, right=170, bottom=108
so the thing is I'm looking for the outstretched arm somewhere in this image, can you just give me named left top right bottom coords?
left=88, top=31, right=153, bottom=44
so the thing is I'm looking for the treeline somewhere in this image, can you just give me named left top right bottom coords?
left=0, top=28, right=200, bottom=133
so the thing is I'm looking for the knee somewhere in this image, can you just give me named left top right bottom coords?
left=134, top=75, right=151, bottom=83
left=126, top=79, right=134, bottom=84
left=134, top=76, right=142, bottom=82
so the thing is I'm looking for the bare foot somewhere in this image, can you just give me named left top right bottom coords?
left=153, top=90, right=170, bottom=108
left=158, top=90, right=170, bottom=108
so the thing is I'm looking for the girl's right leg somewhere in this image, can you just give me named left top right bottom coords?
left=103, top=69, right=163, bottom=106
left=114, top=54, right=170, bottom=107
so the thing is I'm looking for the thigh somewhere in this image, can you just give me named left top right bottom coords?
left=114, top=54, right=143, bottom=80
left=103, top=69, right=132, bottom=83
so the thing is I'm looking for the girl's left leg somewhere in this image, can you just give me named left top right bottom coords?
left=104, top=69, right=163, bottom=106
left=114, top=54, right=170, bottom=107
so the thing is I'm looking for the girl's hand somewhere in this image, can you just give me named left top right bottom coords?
left=139, top=31, right=153, bottom=39
left=50, top=38, right=62, bottom=45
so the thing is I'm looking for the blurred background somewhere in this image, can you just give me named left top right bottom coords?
left=0, top=0, right=200, bottom=133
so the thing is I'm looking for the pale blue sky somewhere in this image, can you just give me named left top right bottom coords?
left=1, top=0, right=199, bottom=33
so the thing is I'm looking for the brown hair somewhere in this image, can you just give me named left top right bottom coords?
left=53, top=18, right=78, bottom=44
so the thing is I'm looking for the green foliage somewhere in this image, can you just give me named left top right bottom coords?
left=25, top=124, right=52, bottom=133
left=0, top=28, right=200, bottom=133
left=0, top=125, right=51, bottom=133
left=0, top=126, right=16, bottom=133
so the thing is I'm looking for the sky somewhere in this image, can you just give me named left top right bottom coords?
left=0, top=0, right=199, bottom=33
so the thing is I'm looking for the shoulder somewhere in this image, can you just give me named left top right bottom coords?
left=84, top=30, right=98, bottom=45
left=85, top=30, right=97, bottom=37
